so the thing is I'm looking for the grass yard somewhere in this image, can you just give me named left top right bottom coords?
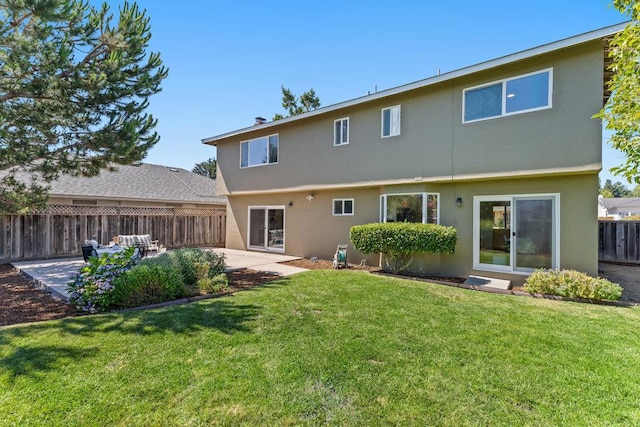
left=1, top=270, right=640, bottom=425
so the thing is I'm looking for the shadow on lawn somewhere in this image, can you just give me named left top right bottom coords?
left=0, top=298, right=264, bottom=379
left=0, top=344, right=98, bottom=381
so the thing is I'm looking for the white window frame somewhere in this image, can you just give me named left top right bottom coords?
left=334, top=117, right=349, bottom=146
left=462, top=68, right=553, bottom=124
left=379, top=192, right=440, bottom=224
left=381, top=105, right=401, bottom=138
left=472, top=193, right=560, bottom=275
left=240, top=134, right=279, bottom=168
left=247, top=205, right=286, bottom=253
left=332, top=198, right=354, bottom=216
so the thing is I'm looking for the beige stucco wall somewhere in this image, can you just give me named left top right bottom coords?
left=215, top=41, right=603, bottom=195
left=226, top=173, right=598, bottom=284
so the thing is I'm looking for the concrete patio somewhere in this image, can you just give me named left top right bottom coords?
left=13, top=248, right=307, bottom=301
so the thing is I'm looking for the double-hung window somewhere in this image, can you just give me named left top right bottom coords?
left=240, top=134, right=278, bottom=168
left=463, top=69, right=552, bottom=123
left=334, top=117, right=349, bottom=146
left=381, top=105, right=401, bottom=138
left=380, top=193, right=439, bottom=224
left=333, top=199, right=354, bottom=216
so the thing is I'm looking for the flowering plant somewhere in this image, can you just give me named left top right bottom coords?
left=67, top=246, right=138, bottom=312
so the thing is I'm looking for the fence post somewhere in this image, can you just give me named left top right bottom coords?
left=44, top=206, right=51, bottom=260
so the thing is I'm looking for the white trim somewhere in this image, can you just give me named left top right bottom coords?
left=379, top=192, right=440, bottom=224
left=472, top=193, right=560, bottom=274
left=333, top=117, right=349, bottom=146
left=381, top=105, right=401, bottom=138
left=463, top=68, right=553, bottom=124
left=247, top=205, right=286, bottom=253
left=240, top=134, right=279, bottom=168
left=332, top=198, right=354, bottom=216
left=203, top=23, right=625, bottom=145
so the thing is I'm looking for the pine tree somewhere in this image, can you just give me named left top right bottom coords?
left=0, top=1, right=168, bottom=213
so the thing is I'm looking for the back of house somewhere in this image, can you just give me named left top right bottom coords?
left=204, top=23, right=625, bottom=285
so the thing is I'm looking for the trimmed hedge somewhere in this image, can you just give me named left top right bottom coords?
left=523, top=269, right=623, bottom=301
left=350, top=222, right=458, bottom=273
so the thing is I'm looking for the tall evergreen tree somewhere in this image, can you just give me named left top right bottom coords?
left=0, top=0, right=168, bottom=213
left=273, top=86, right=320, bottom=120
left=192, top=158, right=217, bottom=179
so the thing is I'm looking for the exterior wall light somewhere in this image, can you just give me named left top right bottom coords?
left=306, top=194, right=314, bottom=201
left=456, top=197, right=462, bottom=207
left=287, top=202, right=293, bottom=208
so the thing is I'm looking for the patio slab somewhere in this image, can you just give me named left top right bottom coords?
left=12, top=248, right=307, bottom=302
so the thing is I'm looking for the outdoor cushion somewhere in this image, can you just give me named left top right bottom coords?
left=135, top=234, right=152, bottom=246
left=85, top=239, right=99, bottom=249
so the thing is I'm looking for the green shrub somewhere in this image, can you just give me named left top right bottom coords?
left=111, top=261, right=186, bottom=308
left=194, top=261, right=230, bottom=293
left=350, top=222, right=458, bottom=273
left=163, top=248, right=226, bottom=286
left=524, top=269, right=623, bottom=301
left=67, top=247, right=138, bottom=312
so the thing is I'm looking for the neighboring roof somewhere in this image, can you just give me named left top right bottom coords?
left=48, top=163, right=226, bottom=204
left=599, top=197, right=640, bottom=210
left=202, top=22, right=628, bottom=145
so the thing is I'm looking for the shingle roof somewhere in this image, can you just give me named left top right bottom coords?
left=48, top=163, right=226, bottom=204
left=599, top=197, right=640, bottom=210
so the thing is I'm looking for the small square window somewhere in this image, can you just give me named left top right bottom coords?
left=334, top=118, right=349, bottom=146
left=382, top=105, right=401, bottom=137
left=333, top=199, right=354, bottom=216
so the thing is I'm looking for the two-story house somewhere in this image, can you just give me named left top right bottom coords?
left=203, top=23, right=625, bottom=285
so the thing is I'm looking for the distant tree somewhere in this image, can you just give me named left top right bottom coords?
left=192, top=158, right=217, bottom=179
left=631, top=184, right=640, bottom=197
left=595, top=1, right=640, bottom=183
left=0, top=1, right=168, bottom=213
left=272, top=86, right=321, bottom=120
left=601, top=179, right=631, bottom=198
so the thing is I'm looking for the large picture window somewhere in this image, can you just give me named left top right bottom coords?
left=463, top=69, right=552, bottom=123
left=240, top=134, right=279, bottom=168
left=380, top=193, right=439, bottom=224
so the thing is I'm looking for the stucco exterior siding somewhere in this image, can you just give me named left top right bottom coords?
left=215, top=41, right=603, bottom=196
left=224, top=173, right=597, bottom=284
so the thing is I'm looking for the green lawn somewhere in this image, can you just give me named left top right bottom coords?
left=2, top=270, right=640, bottom=426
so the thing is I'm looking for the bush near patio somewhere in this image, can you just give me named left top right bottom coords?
left=67, top=248, right=227, bottom=312
left=350, top=222, right=457, bottom=273
left=524, top=269, right=623, bottom=301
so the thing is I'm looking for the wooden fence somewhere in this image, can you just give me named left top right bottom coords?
left=0, top=205, right=226, bottom=262
left=599, top=220, right=640, bottom=264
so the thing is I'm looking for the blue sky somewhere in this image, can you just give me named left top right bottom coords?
left=97, top=0, right=628, bottom=184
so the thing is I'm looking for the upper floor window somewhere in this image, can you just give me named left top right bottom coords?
left=381, top=105, right=401, bottom=138
left=380, top=193, right=439, bottom=224
left=240, top=134, right=278, bottom=168
left=334, top=117, right=349, bottom=146
left=333, top=198, right=354, bottom=216
left=463, top=69, right=552, bottom=123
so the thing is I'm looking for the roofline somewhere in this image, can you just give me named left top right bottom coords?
left=49, top=194, right=226, bottom=205
left=202, top=22, right=628, bottom=146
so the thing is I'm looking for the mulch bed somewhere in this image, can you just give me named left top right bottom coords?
left=0, top=264, right=78, bottom=327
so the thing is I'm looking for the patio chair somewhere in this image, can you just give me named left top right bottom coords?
left=81, top=244, right=97, bottom=262
left=133, top=242, right=148, bottom=259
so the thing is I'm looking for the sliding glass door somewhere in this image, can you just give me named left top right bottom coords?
left=248, top=207, right=285, bottom=252
left=474, top=195, right=558, bottom=273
